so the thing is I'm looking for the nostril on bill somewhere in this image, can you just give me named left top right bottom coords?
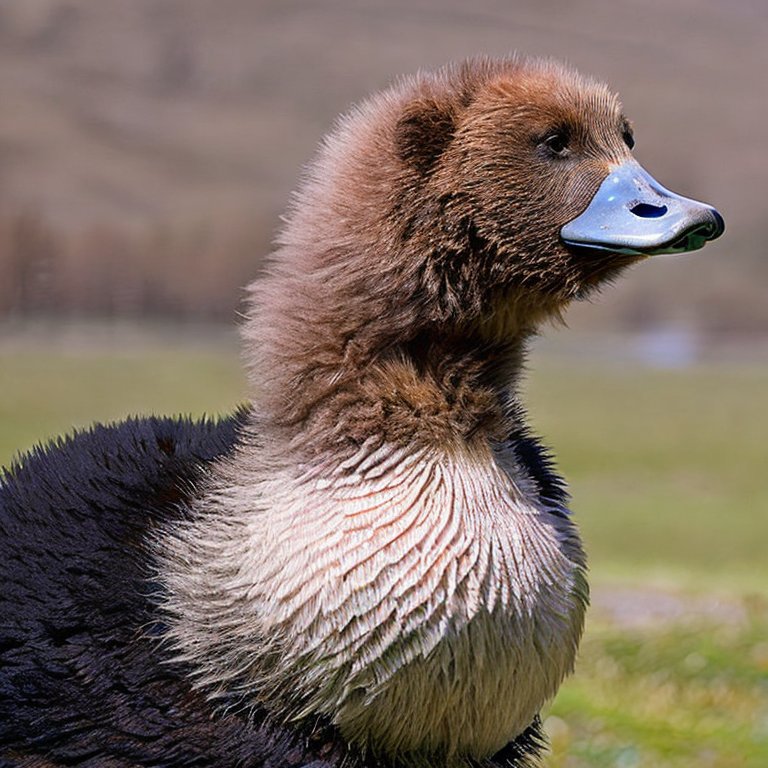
left=630, top=202, right=668, bottom=218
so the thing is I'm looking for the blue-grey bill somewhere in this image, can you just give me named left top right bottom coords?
left=560, top=161, right=724, bottom=256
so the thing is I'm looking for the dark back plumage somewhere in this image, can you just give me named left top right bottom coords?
left=0, top=413, right=548, bottom=766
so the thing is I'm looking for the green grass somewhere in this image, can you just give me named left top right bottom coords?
left=2, top=333, right=766, bottom=766
left=545, top=605, right=768, bottom=767
left=0, top=340, right=247, bottom=469
left=525, top=363, right=768, bottom=593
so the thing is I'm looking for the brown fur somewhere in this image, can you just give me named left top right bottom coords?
left=160, top=56, right=642, bottom=766
left=242, top=56, right=638, bottom=459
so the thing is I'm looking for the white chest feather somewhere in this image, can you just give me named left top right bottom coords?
left=161, top=442, right=587, bottom=762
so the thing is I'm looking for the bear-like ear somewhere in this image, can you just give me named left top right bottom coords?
left=394, top=98, right=456, bottom=175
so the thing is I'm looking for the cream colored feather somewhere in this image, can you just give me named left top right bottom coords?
left=159, top=436, right=586, bottom=763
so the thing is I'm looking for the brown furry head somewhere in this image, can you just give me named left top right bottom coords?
left=243, top=57, right=638, bottom=449
left=390, top=57, right=637, bottom=321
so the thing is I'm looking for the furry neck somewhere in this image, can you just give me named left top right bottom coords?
left=242, top=254, right=548, bottom=461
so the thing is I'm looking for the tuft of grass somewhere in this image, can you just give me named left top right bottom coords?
left=545, top=602, right=768, bottom=767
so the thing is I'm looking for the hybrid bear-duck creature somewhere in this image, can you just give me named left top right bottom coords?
left=0, top=57, right=723, bottom=767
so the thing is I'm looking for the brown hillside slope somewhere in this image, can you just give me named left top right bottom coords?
left=0, top=0, right=764, bottom=329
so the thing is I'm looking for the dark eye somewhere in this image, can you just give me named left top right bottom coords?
left=622, top=127, right=635, bottom=150
left=543, top=132, right=570, bottom=157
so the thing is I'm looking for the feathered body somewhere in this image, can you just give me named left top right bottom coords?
left=155, top=59, right=612, bottom=764
left=0, top=415, right=562, bottom=767
left=162, top=430, right=584, bottom=763
left=1, top=55, right=704, bottom=766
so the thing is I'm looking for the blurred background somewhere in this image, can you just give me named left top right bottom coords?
left=1, top=1, right=766, bottom=765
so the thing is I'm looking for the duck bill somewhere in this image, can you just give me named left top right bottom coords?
left=560, top=160, right=724, bottom=256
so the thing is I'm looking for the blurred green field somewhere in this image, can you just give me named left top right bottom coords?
left=545, top=605, right=768, bottom=768
left=1, top=335, right=766, bottom=766
left=0, top=338, right=245, bottom=468
left=526, top=362, right=768, bottom=594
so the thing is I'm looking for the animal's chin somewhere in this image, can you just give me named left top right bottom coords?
left=561, top=247, right=645, bottom=299
left=565, top=243, right=647, bottom=264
